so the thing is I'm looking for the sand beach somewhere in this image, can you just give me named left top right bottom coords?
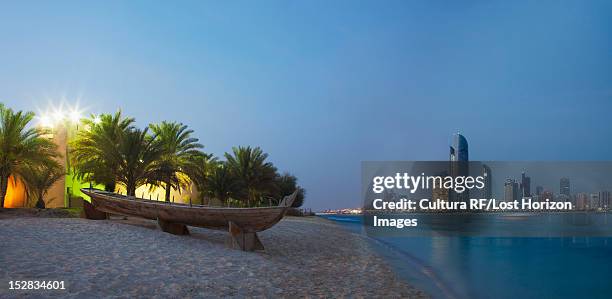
left=0, top=212, right=426, bottom=298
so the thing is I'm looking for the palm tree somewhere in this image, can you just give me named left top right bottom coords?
left=149, top=121, right=204, bottom=202
left=274, top=172, right=306, bottom=207
left=224, top=146, right=278, bottom=207
left=186, top=153, right=216, bottom=205
left=114, top=128, right=163, bottom=196
left=0, top=105, right=59, bottom=207
left=20, top=162, right=64, bottom=208
left=199, top=162, right=243, bottom=206
left=70, top=111, right=135, bottom=192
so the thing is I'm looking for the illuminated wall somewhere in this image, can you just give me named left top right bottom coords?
left=45, top=125, right=68, bottom=208
left=4, top=176, right=27, bottom=208
left=21, top=119, right=201, bottom=208
left=116, top=183, right=200, bottom=204
left=65, top=172, right=103, bottom=203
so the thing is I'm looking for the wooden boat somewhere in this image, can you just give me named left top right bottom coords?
left=81, top=188, right=298, bottom=251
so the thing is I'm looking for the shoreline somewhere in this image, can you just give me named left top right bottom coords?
left=0, top=212, right=428, bottom=298
left=318, top=214, right=451, bottom=299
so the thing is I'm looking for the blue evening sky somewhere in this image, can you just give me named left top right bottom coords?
left=1, top=1, right=611, bottom=210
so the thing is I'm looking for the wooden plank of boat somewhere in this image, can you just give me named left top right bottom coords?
left=80, top=188, right=298, bottom=251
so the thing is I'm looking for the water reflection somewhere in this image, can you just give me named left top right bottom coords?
left=323, top=215, right=612, bottom=299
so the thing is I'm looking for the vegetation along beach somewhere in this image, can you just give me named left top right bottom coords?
left=0, top=103, right=426, bottom=298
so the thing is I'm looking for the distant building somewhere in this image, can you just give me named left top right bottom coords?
left=536, top=186, right=544, bottom=196
left=541, top=190, right=554, bottom=202
left=600, top=191, right=611, bottom=210
left=560, top=177, right=570, bottom=197
left=556, top=193, right=570, bottom=204
left=449, top=133, right=469, bottom=202
left=449, top=133, right=469, bottom=162
left=432, top=187, right=449, bottom=202
left=520, top=171, right=531, bottom=197
left=432, top=170, right=449, bottom=205
left=576, top=193, right=588, bottom=210
left=590, top=193, right=601, bottom=210
left=504, top=179, right=519, bottom=202
left=482, top=164, right=492, bottom=199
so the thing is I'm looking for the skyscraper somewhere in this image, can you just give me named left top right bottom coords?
left=560, top=177, right=570, bottom=197
left=590, top=193, right=600, bottom=210
left=576, top=193, right=588, bottom=210
left=541, top=190, right=554, bottom=202
left=599, top=191, right=610, bottom=209
left=449, top=133, right=469, bottom=202
left=482, top=164, right=492, bottom=199
left=504, top=178, right=519, bottom=202
left=432, top=171, right=449, bottom=209
left=521, top=171, right=531, bottom=197
left=450, top=133, right=469, bottom=162
left=535, top=186, right=544, bottom=198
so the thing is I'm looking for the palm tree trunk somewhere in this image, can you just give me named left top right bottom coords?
left=0, top=175, right=8, bottom=208
left=127, top=183, right=136, bottom=197
left=165, top=180, right=171, bottom=202
left=35, top=191, right=45, bottom=209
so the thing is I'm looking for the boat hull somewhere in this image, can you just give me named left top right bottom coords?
left=81, top=189, right=291, bottom=233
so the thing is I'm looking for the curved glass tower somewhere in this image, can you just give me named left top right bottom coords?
left=450, top=133, right=469, bottom=202
left=450, top=133, right=469, bottom=162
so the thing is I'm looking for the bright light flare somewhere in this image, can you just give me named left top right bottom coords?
left=68, top=109, right=82, bottom=123
left=38, top=114, right=54, bottom=128
left=52, top=109, right=65, bottom=122
left=36, top=101, right=88, bottom=128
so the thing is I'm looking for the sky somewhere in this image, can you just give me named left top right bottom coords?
left=1, top=1, right=612, bottom=210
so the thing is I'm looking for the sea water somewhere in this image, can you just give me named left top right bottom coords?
left=319, top=214, right=612, bottom=299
